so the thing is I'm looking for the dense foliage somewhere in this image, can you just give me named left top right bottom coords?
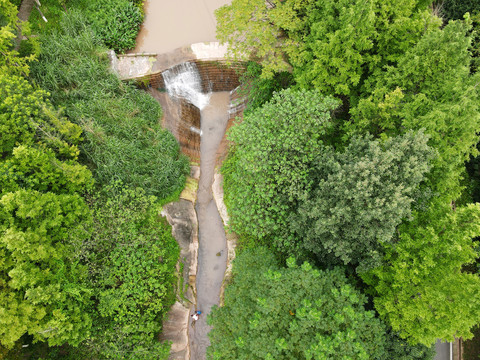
left=293, top=131, right=434, bottom=272
left=80, top=184, right=177, bottom=359
left=351, top=18, right=480, bottom=198
left=364, top=202, right=480, bottom=345
left=223, top=89, right=339, bottom=254
left=0, top=191, right=92, bottom=348
left=217, top=0, right=480, bottom=353
left=1, top=2, right=183, bottom=358
left=216, top=0, right=440, bottom=99
left=31, top=12, right=189, bottom=199
left=208, top=248, right=387, bottom=360
left=81, top=0, right=143, bottom=52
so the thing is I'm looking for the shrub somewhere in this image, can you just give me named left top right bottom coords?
left=31, top=11, right=189, bottom=200
left=83, top=0, right=143, bottom=52
left=81, top=183, right=178, bottom=359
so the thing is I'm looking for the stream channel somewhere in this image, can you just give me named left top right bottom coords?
left=162, top=63, right=230, bottom=360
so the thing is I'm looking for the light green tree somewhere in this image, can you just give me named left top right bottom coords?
left=215, top=0, right=315, bottom=78
left=351, top=18, right=480, bottom=198
left=216, top=0, right=439, bottom=98
left=364, top=201, right=480, bottom=345
left=0, top=73, right=83, bottom=158
left=0, top=0, right=36, bottom=76
left=0, top=190, right=92, bottom=348
left=208, top=248, right=387, bottom=360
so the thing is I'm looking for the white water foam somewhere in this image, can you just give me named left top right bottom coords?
left=162, top=62, right=211, bottom=110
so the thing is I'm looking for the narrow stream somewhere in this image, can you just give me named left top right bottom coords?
left=190, top=92, right=230, bottom=360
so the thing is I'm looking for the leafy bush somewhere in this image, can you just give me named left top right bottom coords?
left=80, top=183, right=178, bottom=359
left=31, top=11, right=189, bottom=200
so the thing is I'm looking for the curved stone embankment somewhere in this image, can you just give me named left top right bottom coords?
left=212, top=173, right=237, bottom=306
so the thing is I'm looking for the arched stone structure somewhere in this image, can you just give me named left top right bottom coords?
left=110, top=43, right=246, bottom=162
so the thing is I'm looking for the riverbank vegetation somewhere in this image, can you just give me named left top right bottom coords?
left=1, top=1, right=187, bottom=359
left=212, top=0, right=480, bottom=358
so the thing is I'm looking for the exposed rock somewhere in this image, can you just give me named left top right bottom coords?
left=161, top=197, right=199, bottom=359
left=212, top=172, right=237, bottom=306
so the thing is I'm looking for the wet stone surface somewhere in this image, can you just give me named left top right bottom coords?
left=189, top=92, right=230, bottom=360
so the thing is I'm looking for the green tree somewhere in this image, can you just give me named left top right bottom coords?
left=215, top=0, right=315, bottom=78
left=0, top=190, right=92, bottom=348
left=0, top=0, right=35, bottom=76
left=292, top=131, right=434, bottom=272
left=207, top=247, right=387, bottom=360
left=80, top=184, right=178, bottom=359
left=0, top=145, right=93, bottom=196
left=291, top=0, right=439, bottom=97
left=216, top=0, right=439, bottom=98
left=0, top=73, right=83, bottom=158
left=351, top=18, right=480, bottom=198
left=222, top=89, right=340, bottom=254
left=364, top=201, right=480, bottom=345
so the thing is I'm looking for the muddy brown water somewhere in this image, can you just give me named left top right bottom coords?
left=189, top=92, right=230, bottom=360
left=132, top=0, right=232, bottom=54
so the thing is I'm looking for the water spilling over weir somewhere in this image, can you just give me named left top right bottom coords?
left=163, top=62, right=212, bottom=111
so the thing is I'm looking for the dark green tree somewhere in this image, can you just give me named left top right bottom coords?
left=293, top=131, right=434, bottom=272
left=207, top=248, right=387, bottom=360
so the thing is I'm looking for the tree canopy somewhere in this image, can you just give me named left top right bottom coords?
left=0, top=190, right=92, bottom=348
left=351, top=18, right=480, bottom=197
left=364, top=202, right=480, bottom=345
left=222, top=88, right=340, bottom=254
left=293, top=131, right=434, bottom=272
left=208, top=248, right=387, bottom=360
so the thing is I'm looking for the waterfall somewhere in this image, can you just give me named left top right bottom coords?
left=163, top=62, right=211, bottom=110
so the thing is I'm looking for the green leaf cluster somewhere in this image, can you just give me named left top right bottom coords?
left=365, top=202, right=480, bottom=345
left=80, top=183, right=178, bottom=359
left=293, top=131, right=434, bottom=272
left=351, top=19, right=480, bottom=198
left=0, top=190, right=92, bottom=348
left=208, top=248, right=387, bottom=360
left=223, top=89, right=340, bottom=253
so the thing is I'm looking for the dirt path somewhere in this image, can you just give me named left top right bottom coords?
left=189, top=92, right=230, bottom=360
